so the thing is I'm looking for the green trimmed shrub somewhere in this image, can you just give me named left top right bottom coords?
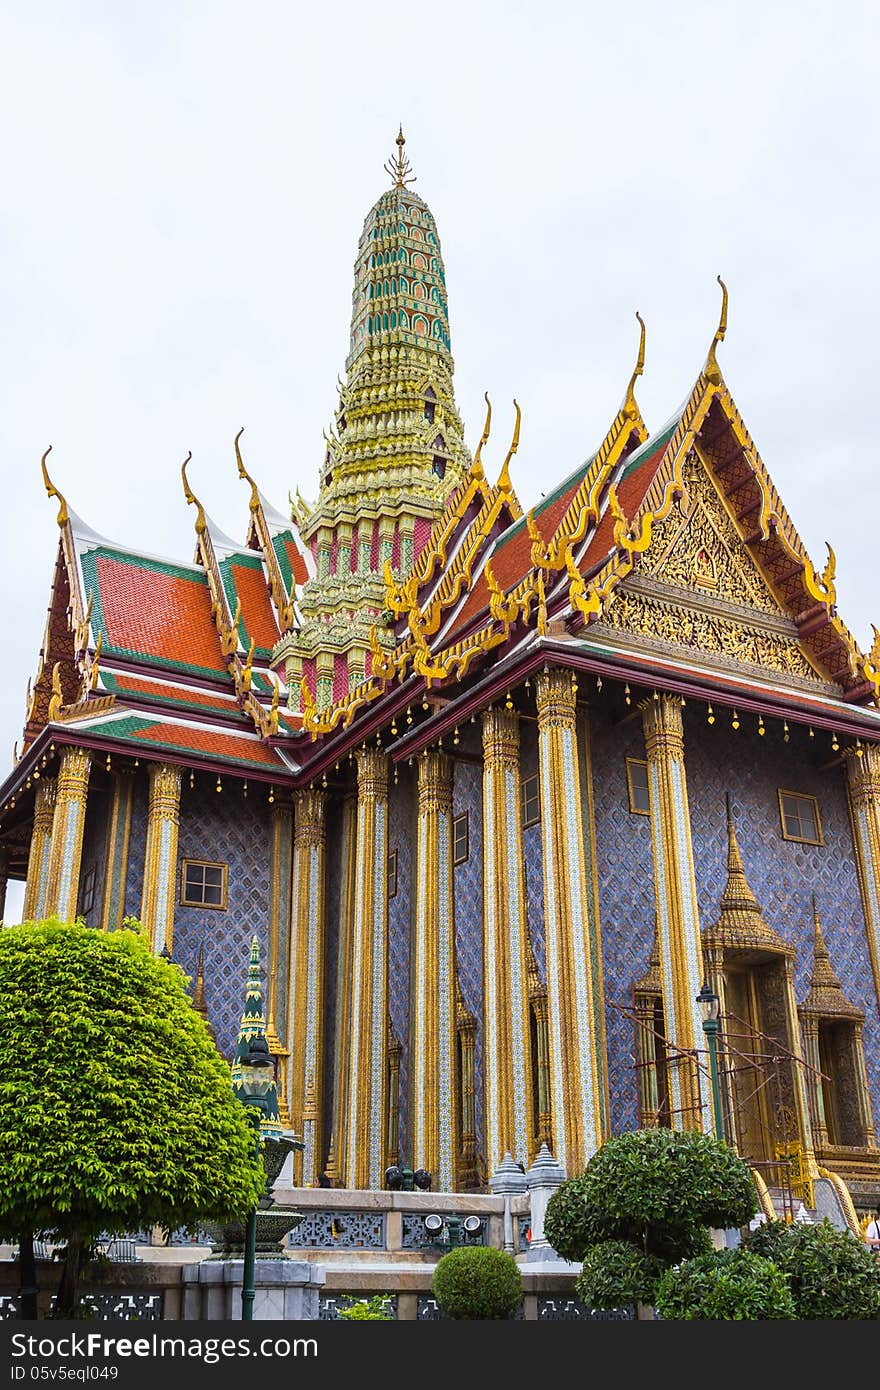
left=544, top=1128, right=757, bottom=1265
left=655, top=1249, right=795, bottom=1320
left=575, top=1240, right=667, bottom=1310
left=432, top=1246, right=522, bottom=1320
left=747, top=1219, right=880, bottom=1319
left=336, top=1295, right=393, bottom=1321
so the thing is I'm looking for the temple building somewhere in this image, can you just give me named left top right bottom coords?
left=3, top=133, right=880, bottom=1216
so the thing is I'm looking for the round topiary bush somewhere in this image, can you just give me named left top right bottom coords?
left=544, top=1128, right=757, bottom=1264
left=432, top=1246, right=522, bottom=1320
left=655, top=1249, right=795, bottom=1320
left=575, top=1240, right=667, bottom=1311
left=746, top=1218, right=880, bottom=1320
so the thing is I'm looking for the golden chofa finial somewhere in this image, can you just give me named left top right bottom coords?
left=41, top=446, right=69, bottom=527
left=498, top=400, right=521, bottom=493
left=384, top=124, right=416, bottom=189
left=471, top=392, right=492, bottom=479
left=623, top=312, right=646, bottom=420
left=705, top=275, right=728, bottom=386
left=180, top=451, right=207, bottom=535
left=234, top=426, right=260, bottom=514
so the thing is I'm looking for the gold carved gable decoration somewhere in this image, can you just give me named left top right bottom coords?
left=645, top=456, right=777, bottom=614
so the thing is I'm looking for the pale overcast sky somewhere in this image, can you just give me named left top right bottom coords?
left=2, top=0, right=878, bottom=797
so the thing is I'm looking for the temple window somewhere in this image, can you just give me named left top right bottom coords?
left=778, top=790, right=822, bottom=845
left=424, top=400, right=436, bottom=424
left=180, top=859, right=227, bottom=909
left=453, top=811, right=469, bottom=865
left=80, top=863, right=97, bottom=916
left=626, top=757, right=650, bottom=815
left=521, top=773, right=540, bottom=828
left=432, top=456, right=446, bottom=480
left=387, top=848, right=398, bottom=900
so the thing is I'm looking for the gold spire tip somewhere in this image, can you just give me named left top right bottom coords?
left=705, top=275, right=728, bottom=385
left=623, top=311, right=646, bottom=418
left=41, top=445, right=69, bottom=528
left=384, top=126, right=416, bottom=189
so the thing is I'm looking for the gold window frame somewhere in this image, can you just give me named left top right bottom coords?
left=180, top=858, right=229, bottom=910
left=626, top=757, right=651, bottom=816
left=521, top=772, right=541, bottom=829
left=777, top=789, right=823, bottom=846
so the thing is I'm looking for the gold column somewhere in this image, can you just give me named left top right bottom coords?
left=23, top=776, right=57, bottom=921
left=139, top=762, right=181, bottom=954
left=782, top=959, right=816, bottom=1163
left=386, top=1025, right=402, bottom=1168
left=0, top=848, right=7, bottom=922
left=845, top=745, right=880, bottom=1010
left=267, top=800, right=293, bottom=1128
left=344, top=749, right=389, bottom=1189
left=315, top=651, right=335, bottom=713
left=100, top=771, right=134, bottom=932
left=481, top=707, right=533, bottom=1172
left=328, top=794, right=357, bottom=1184
left=852, top=1023, right=877, bottom=1148
left=44, top=749, right=91, bottom=922
left=641, top=695, right=707, bottom=1131
left=799, top=1016, right=828, bottom=1149
left=536, top=668, right=604, bottom=1171
left=412, top=751, right=457, bottom=1189
left=635, top=993, right=661, bottom=1128
left=288, top=788, right=327, bottom=1184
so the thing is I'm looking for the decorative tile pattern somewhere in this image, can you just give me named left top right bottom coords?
left=388, top=768, right=413, bottom=1162
left=77, top=784, right=110, bottom=927
left=590, top=709, right=657, bottom=1134
left=320, top=1293, right=397, bottom=1320
left=123, top=774, right=149, bottom=921
left=172, top=782, right=271, bottom=1058
left=537, top=1298, right=634, bottom=1321
left=289, top=1209, right=386, bottom=1249
left=520, top=723, right=546, bottom=978
left=452, top=750, right=484, bottom=1163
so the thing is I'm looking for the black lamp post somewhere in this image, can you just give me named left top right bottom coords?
left=696, top=982, right=726, bottom=1141
left=237, top=1031, right=274, bottom=1321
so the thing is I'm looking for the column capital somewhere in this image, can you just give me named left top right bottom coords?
left=417, top=750, right=453, bottom=812
left=355, top=747, right=389, bottom=800
left=481, top=706, right=519, bottom=766
left=147, top=762, right=182, bottom=821
left=293, top=788, right=327, bottom=847
left=535, top=668, right=578, bottom=730
left=846, top=744, right=880, bottom=805
left=33, top=777, right=58, bottom=834
left=57, top=745, right=91, bottom=793
left=641, top=692, right=686, bottom=762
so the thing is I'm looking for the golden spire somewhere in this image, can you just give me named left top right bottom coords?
left=802, top=896, right=862, bottom=1019
left=384, top=125, right=416, bottom=189
left=498, top=400, right=521, bottom=493
left=623, top=312, right=646, bottom=420
left=722, top=792, right=759, bottom=912
left=705, top=275, right=728, bottom=386
left=41, top=446, right=69, bottom=528
left=180, top=452, right=207, bottom=535
left=234, top=426, right=260, bottom=514
left=471, top=392, right=492, bottom=479
left=704, top=796, right=790, bottom=955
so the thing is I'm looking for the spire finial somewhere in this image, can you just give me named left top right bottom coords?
left=623, top=312, right=646, bottom=420
left=498, top=399, right=521, bottom=493
left=41, top=446, right=69, bottom=528
left=234, top=426, right=260, bottom=514
left=471, top=392, right=492, bottom=479
left=384, top=125, right=416, bottom=189
left=812, top=895, right=829, bottom=958
left=705, top=275, right=728, bottom=385
left=180, top=452, right=207, bottom=536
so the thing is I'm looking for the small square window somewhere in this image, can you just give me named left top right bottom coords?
left=626, top=758, right=651, bottom=815
left=521, top=773, right=540, bottom=828
left=180, top=860, right=228, bottom=909
left=453, top=812, right=469, bottom=866
left=778, top=790, right=822, bottom=846
left=80, top=864, right=97, bottom=915
left=387, top=848, right=398, bottom=900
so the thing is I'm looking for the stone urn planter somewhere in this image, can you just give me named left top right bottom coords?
left=205, top=1133, right=303, bottom=1259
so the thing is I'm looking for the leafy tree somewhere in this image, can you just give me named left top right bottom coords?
left=746, top=1219, right=880, bottom=1320
left=655, top=1249, right=795, bottom=1320
left=575, top=1240, right=668, bottom=1310
left=0, top=920, right=264, bottom=1315
left=545, top=1128, right=757, bottom=1266
left=432, top=1246, right=522, bottom=1319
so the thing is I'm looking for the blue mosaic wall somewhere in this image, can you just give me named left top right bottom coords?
left=683, top=707, right=880, bottom=1124
left=452, top=733, right=484, bottom=1166
left=77, top=784, right=110, bottom=928
left=172, top=780, right=271, bottom=1059
left=388, top=766, right=413, bottom=1163
left=589, top=708, right=656, bottom=1134
left=322, top=794, right=347, bottom=1163
left=122, top=774, right=148, bottom=920
left=520, top=720, right=546, bottom=980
